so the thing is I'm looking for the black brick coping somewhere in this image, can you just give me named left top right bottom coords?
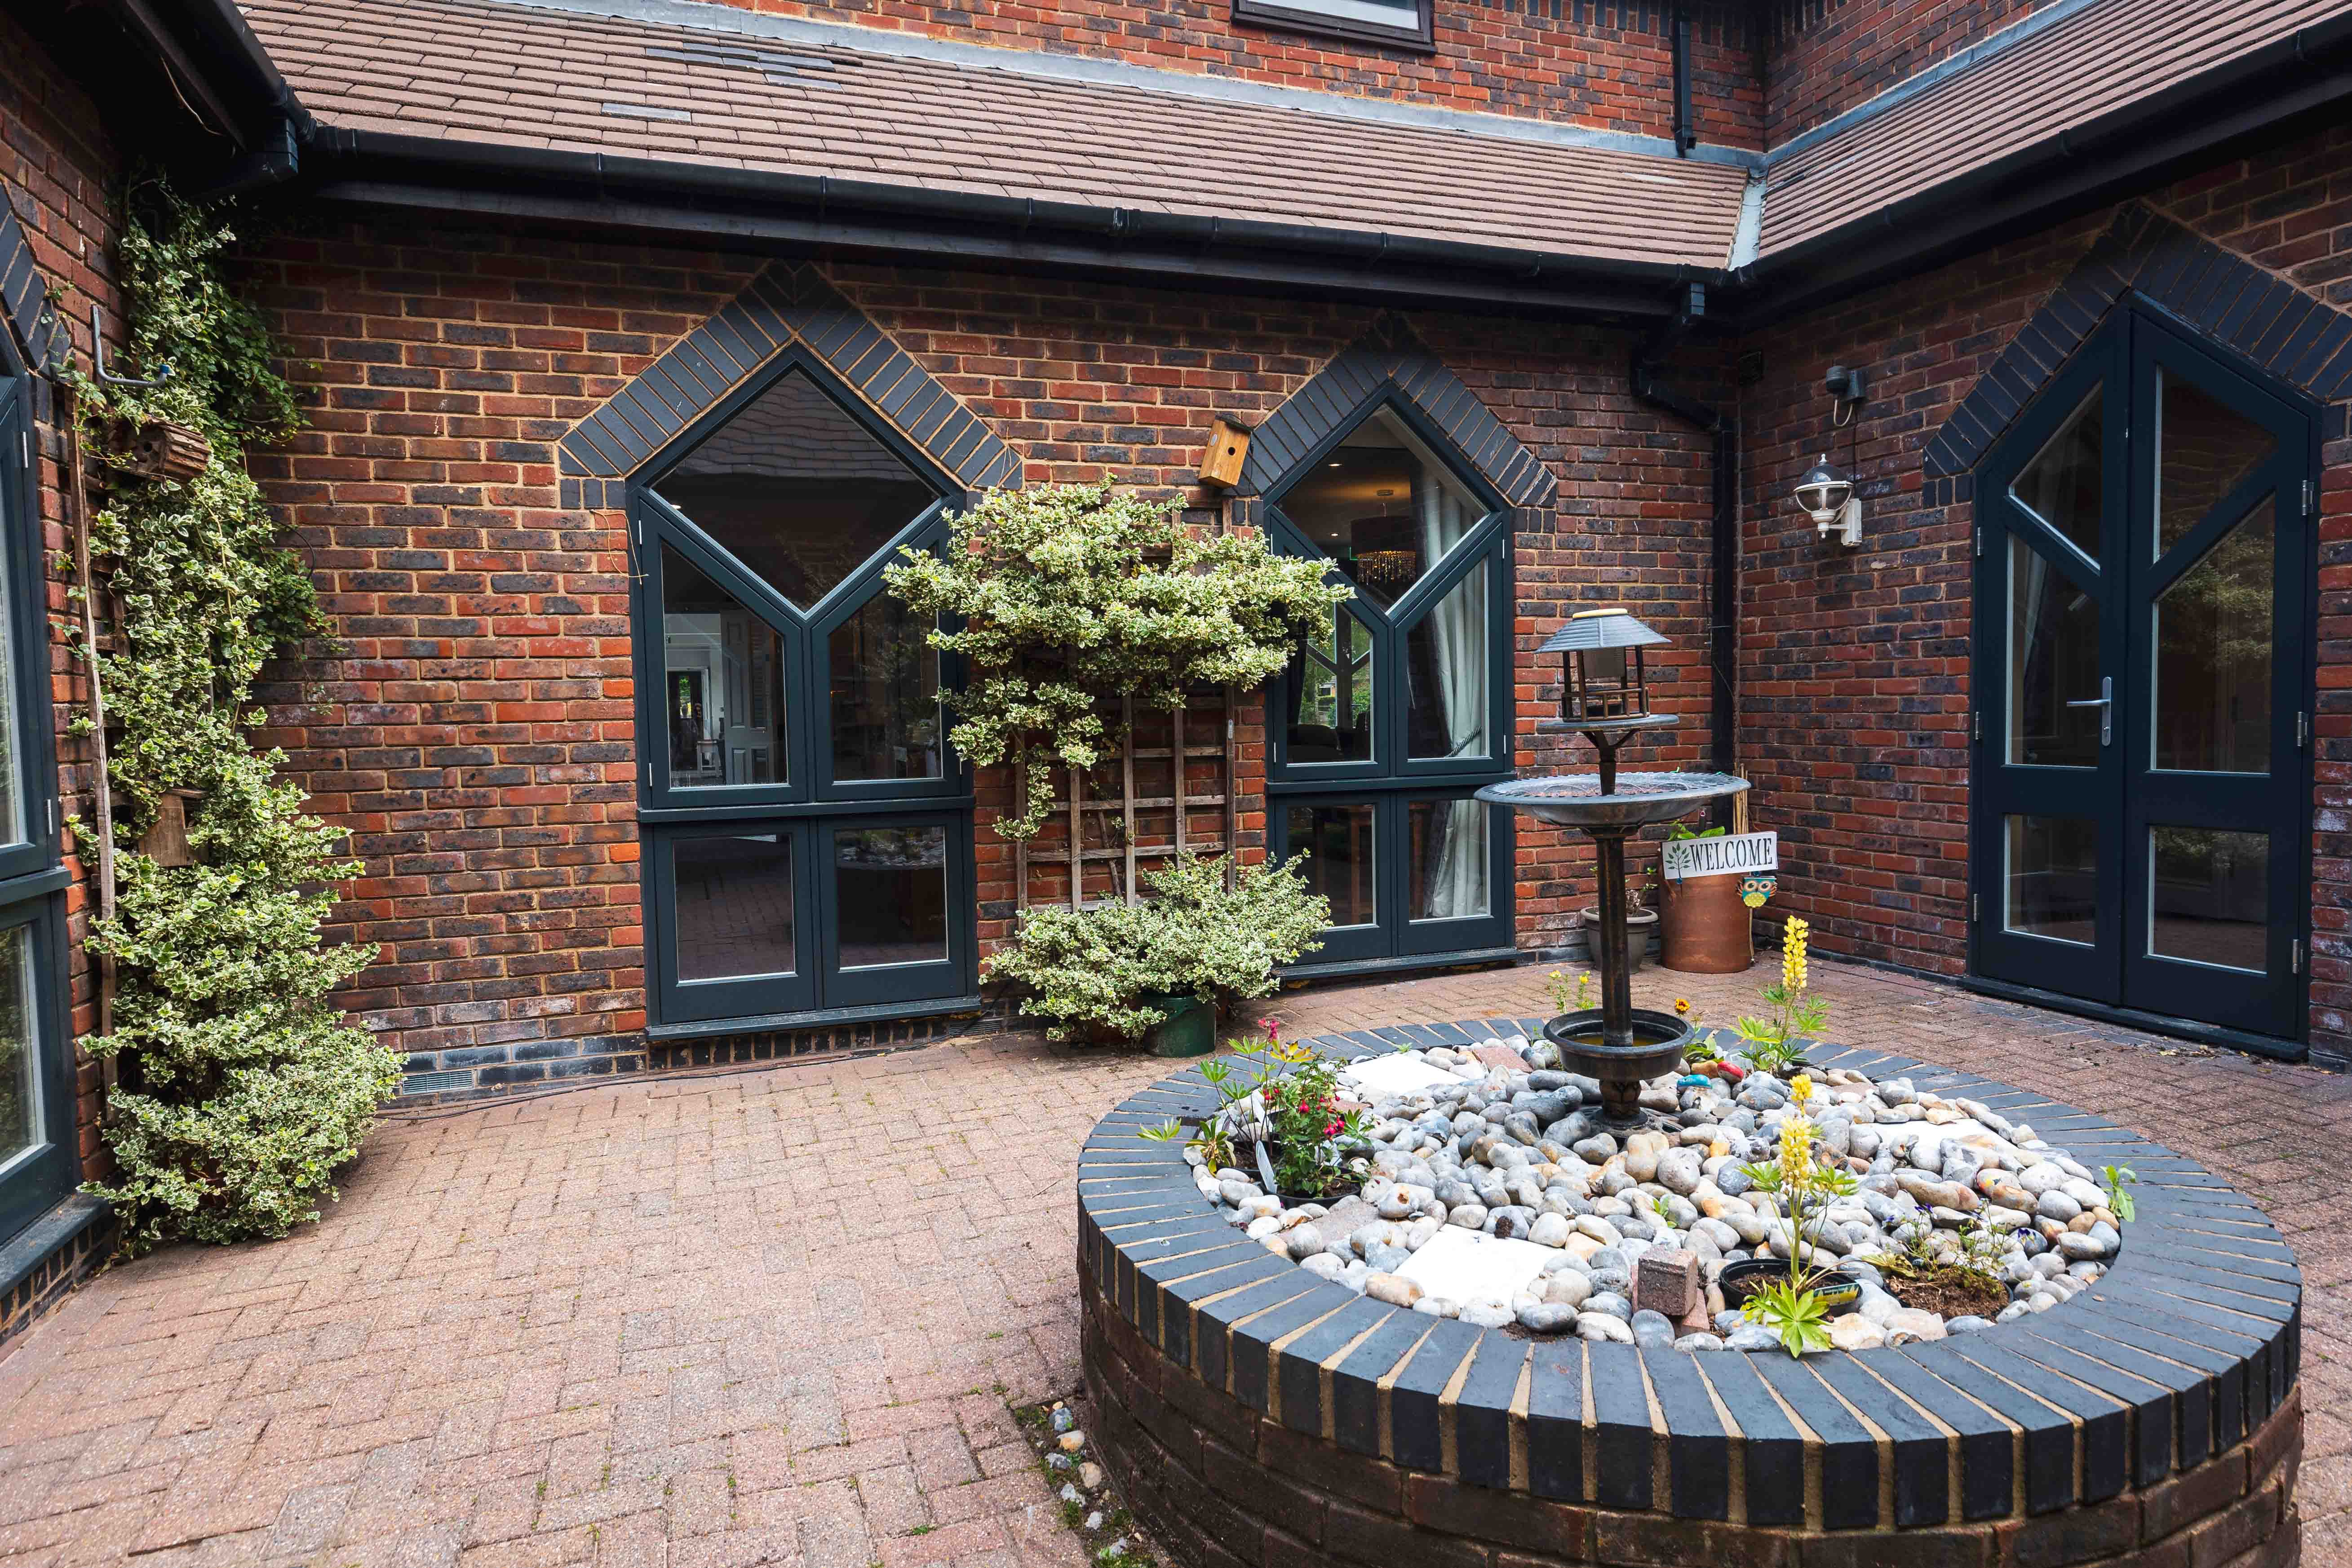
left=1077, top=1019, right=2302, bottom=1533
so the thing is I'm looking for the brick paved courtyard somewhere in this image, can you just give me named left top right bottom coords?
left=0, top=957, right=2343, bottom=1568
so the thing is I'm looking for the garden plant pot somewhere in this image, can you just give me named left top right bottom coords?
left=1143, top=991, right=1215, bottom=1057
left=1718, top=1255, right=1863, bottom=1316
left=1659, top=870, right=1756, bottom=974
left=1578, top=904, right=1657, bottom=990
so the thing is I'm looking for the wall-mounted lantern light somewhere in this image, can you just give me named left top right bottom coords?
left=1794, top=454, right=1860, bottom=546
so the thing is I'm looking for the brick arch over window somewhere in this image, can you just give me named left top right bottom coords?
left=1236, top=315, right=1559, bottom=508
left=1922, top=204, right=2352, bottom=503
left=556, top=261, right=1019, bottom=510
left=0, top=186, right=68, bottom=377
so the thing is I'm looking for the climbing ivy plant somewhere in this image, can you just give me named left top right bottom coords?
left=883, top=483, right=1348, bottom=838
left=69, top=177, right=396, bottom=1251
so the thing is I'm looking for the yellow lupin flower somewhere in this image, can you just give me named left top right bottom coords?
left=1782, top=916, right=1811, bottom=994
left=1790, top=1073, right=1814, bottom=1106
left=1779, top=1118, right=1814, bottom=1188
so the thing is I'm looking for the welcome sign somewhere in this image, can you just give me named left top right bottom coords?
left=1660, top=830, right=1778, bottom=881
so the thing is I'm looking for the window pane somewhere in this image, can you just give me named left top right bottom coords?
left=1409, top=799, right=1489, bottom=921
left=2149, top=828, right=2268, bottom=972
left=836, top=825, right=948, bottom=968
left=1405, top=567, right=1487, bottom=762
left=1289, top=600, right=1375, bottom=762
left=1259, top=0, right=1421, bottom=28
left=0, top=927, right=35, bottom=1165
left=2154, top=370, right=2274, bottom=559
left=673, top=833, right=795, bottom=982
left=2007, top=536, right=2101, bottom=766
left=1276, top=408, right=1485, bottom=609
left=2153, top=499, right=2272, bottom=774
left=831, top=594, right=942, bottom=781
left=2010, top=385, right=2103, bottom=562
left=650, top=370, right=938, bottom=607
left=663, top=549, right=786, bottom=788
left=2004, top=815, right=2097, bottom=945
left=1285, top=803, right=1377, bottom=928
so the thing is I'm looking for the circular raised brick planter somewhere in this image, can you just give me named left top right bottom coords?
left=1078, top=1020, right=2303, bottom=1568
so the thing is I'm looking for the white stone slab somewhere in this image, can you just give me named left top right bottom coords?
left=1341, top=1055, right=1464, bottom=1098
left=1392, top=1226, right=1553, bottom=1305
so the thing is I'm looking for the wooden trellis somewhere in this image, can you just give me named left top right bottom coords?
left=1014, top=689, right=1240, bottom=911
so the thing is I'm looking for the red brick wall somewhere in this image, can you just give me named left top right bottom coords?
left=1, top=12, right=125, bottom=1180
left=1733, top=123, right=2352, bottom=1062
left=1735, top=215, right=2095, bottom=981
left=1765, top=0, right=2066, bottom=144
left=702, top=0, right=1763, bottom=147
left=236, top=226, right=1724, bottom=1081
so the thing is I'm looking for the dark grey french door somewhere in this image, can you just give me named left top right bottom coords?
left=1264, top=394, right=1515, bottom=970
left=633, top=352, right=975, bottom=1028
left=1971, top=301, right=2317, bottom=1044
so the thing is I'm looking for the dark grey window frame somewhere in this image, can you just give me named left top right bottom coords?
left=1230, top=0, right=1436, bottom=53
left=0, top=365, right=75, bottom=1245
left=630, top=346, right=979, bottom=1029
left=1262, top=385, right=1516, bottom=971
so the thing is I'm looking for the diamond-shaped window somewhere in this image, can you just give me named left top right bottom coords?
left=651, top=370, right=941, bottom=608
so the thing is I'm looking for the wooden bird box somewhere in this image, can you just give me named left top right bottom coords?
left=133, top=788, right=206, bottom=868
left=1197, top=416, right=1251, bottom=490
left=105, top=419, right=212, bottom=483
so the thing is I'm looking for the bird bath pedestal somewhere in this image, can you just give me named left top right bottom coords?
left=1477, top=722, right=1747, bottom=1129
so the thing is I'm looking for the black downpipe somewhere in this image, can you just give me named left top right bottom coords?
left=1671, top=6, right=1696, bottom=157
left=1629, top=283, right=1737, bottom=795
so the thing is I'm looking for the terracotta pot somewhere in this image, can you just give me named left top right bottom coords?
left=1659, top=870, right=1757, bottom=974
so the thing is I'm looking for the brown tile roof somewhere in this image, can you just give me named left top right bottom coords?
left=239, top=0, right=1750, bottom=271
left=1759, top=0, right=2352, bottom=259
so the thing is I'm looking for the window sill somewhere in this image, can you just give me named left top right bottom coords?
left=645, top=992, right=986, bottom=1043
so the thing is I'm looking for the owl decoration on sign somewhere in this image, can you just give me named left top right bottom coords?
left=1740, top=874, right=1778, bottom=908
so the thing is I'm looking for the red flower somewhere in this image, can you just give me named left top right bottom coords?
left=1324, top=1117, right=1343, bottom=1136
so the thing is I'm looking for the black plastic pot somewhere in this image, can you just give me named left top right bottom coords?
left=1718, top=1255, right=1863, bottom=1316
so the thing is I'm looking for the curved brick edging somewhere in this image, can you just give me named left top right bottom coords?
left=1076, top=1021, right=2304, bottom=1568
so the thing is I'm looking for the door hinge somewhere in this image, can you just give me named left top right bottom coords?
left=2293, top=937, right=2305, bottom=975
left=2300, top=710, right=2311, bottom=749
left=644, top=761, right=653, bottom=787
left=18, top=430, right=27, bottom=471
left=1973, top=525, right=1983, bottom=559
left=1973, top=711, right=1981, bottom=742
left=2306, top=478, right=2318, bottom=519
left=1971, top=894, right=1980, bottom=923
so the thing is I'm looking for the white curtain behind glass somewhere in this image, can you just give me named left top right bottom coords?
left=1418, top=475, right=1487, bottom=920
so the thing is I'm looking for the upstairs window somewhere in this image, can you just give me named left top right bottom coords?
left=1231, top=0, right=1434, bottom=52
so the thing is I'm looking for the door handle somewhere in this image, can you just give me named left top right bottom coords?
left=2064, top=676, right=2113, bottom=746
